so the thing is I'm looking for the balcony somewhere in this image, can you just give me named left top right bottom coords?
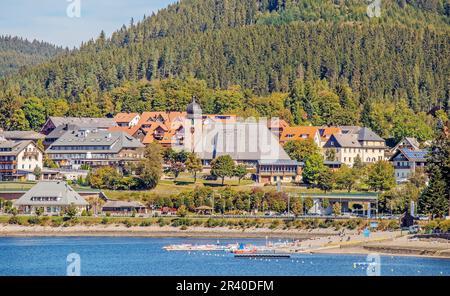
left=153, top=132, right=164, bottom=140
left=259, top=170, right=297, bottom=176
left=394, top=165, right=411, bottom=170
left=23, top=151, right=40, bottom=157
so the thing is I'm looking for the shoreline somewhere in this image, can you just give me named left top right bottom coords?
left=1, top=225, right=449, bottom=259
left=0, top=224, right=339, bottom=239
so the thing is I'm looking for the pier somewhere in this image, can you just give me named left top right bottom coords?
left=234, top=254, right=291, bottom=259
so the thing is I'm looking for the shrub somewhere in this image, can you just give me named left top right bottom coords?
left=157, top=218, right=168, bottom=227
left=139, top=220, right=152, bottom=227
left=177, top=205, right=188, bottom=217
left=439, top=220, right=450, bottom=233
left=8, top=216, right=20, bottom=225
left=51, top=217, right=63, bottom=227
left=387, top=220, right=400, bottom=231
left=105, top=212, right=111, bottom=217
left=299, top=219, right=313, bottom=229
left=180, top=225, right=188, bottom=230
left=172, top=218, right=192, bottom=227
left=345, top=219, right=358, bottom=230
left=424, top=221, right=439, bottom=232
left=332, top=220, right=344, bottom=230
left=206, top=218, right=220, bottom=228
left=312, top=219, right=319, bottom=229
left=193, top=219, right=203, bottom=226
left=318, top=220, right=328, bottom=228
left=123, top=220, right=132, bottom=228
left=269, top=220, right=280, bottom=229
left=101, top=217, right=109, bottom=225
left=27, top=216, right=40, bottom=225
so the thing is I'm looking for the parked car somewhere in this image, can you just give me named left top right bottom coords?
left=380, top=215, right=397, bottom=220
left=416, top=215, right=430, bottom=221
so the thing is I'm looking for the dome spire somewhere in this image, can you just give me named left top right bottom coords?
left=187, top=95, right=202, bottom=119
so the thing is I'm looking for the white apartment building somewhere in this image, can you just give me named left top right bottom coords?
left=0, top=140, right=43, bottom=181
left=323, top=127, right=386, bottom=167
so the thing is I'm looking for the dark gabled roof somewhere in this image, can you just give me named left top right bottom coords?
left=324, top=134, right=360, bottom=148
left=48, top=117, right=116, bottom=128
left=0, top=140, right=37, bottom=156
left=390, top=137, right=421, bottom=151
left=399, top=148, right=428, bottom=162
left=391, top=148, right=428, bottom=162
left=0, top=131, right=45, bottom=141
left=46, top=130, right=144, bottom=154
left=357, top=127, right=384, bottom=142
left=14, top=181, right=88, bottom=206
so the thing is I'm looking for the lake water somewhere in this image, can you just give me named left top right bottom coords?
left=0, top=237, right=449, bottom=276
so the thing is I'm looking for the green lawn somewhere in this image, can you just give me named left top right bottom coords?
left=0, top=182, right=35, bottom=191
left=1, top=176, right=375, bottom=203
left=0, top=182, right=98, bottom=192
left=104, top=174, right=257, bottom=201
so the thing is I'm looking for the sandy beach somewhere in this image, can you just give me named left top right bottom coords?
left=304, top=232, right=450, bottom=259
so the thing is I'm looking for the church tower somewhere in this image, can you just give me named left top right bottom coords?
left=185, top=96, right=203, bottom=153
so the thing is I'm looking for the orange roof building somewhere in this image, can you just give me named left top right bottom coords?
left=114, top=113, right=141, bottom=127
left=111, top=111, right=238, bottom=148
left=268, top=118, right=290, bottom=138
left=279, top=126, right=321, bottom=146
left=318, top=127, right=342, bottom=146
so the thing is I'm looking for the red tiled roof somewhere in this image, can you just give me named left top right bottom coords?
left=319, top=127, right=341, bottom=141
left=114, top=113, right=139, bottom=123
left=280, top=126, right=319, bottom=143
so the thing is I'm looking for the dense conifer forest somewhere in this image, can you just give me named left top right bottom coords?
left=0, top=36, right=63, bottom=77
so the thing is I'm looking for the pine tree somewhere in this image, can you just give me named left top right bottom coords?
left=419, top=121, right=450, bottom=218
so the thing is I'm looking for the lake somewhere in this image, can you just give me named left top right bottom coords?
left=0, top=237, right=449, bottom=276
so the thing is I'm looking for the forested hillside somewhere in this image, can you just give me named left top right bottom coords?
left=0, top=0, right=448, bottom=139
left=0, top=36, right=63, bottom=77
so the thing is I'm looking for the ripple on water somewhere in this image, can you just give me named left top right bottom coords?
left=0, top=237, right=449, bottom=276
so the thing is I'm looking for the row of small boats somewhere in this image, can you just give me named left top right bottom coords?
left=163, top=243, right=240, bottom=252
left=163, top=241, right=300, bottom=254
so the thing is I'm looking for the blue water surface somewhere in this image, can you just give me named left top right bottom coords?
left=0, top=237, right=449, bottom=276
